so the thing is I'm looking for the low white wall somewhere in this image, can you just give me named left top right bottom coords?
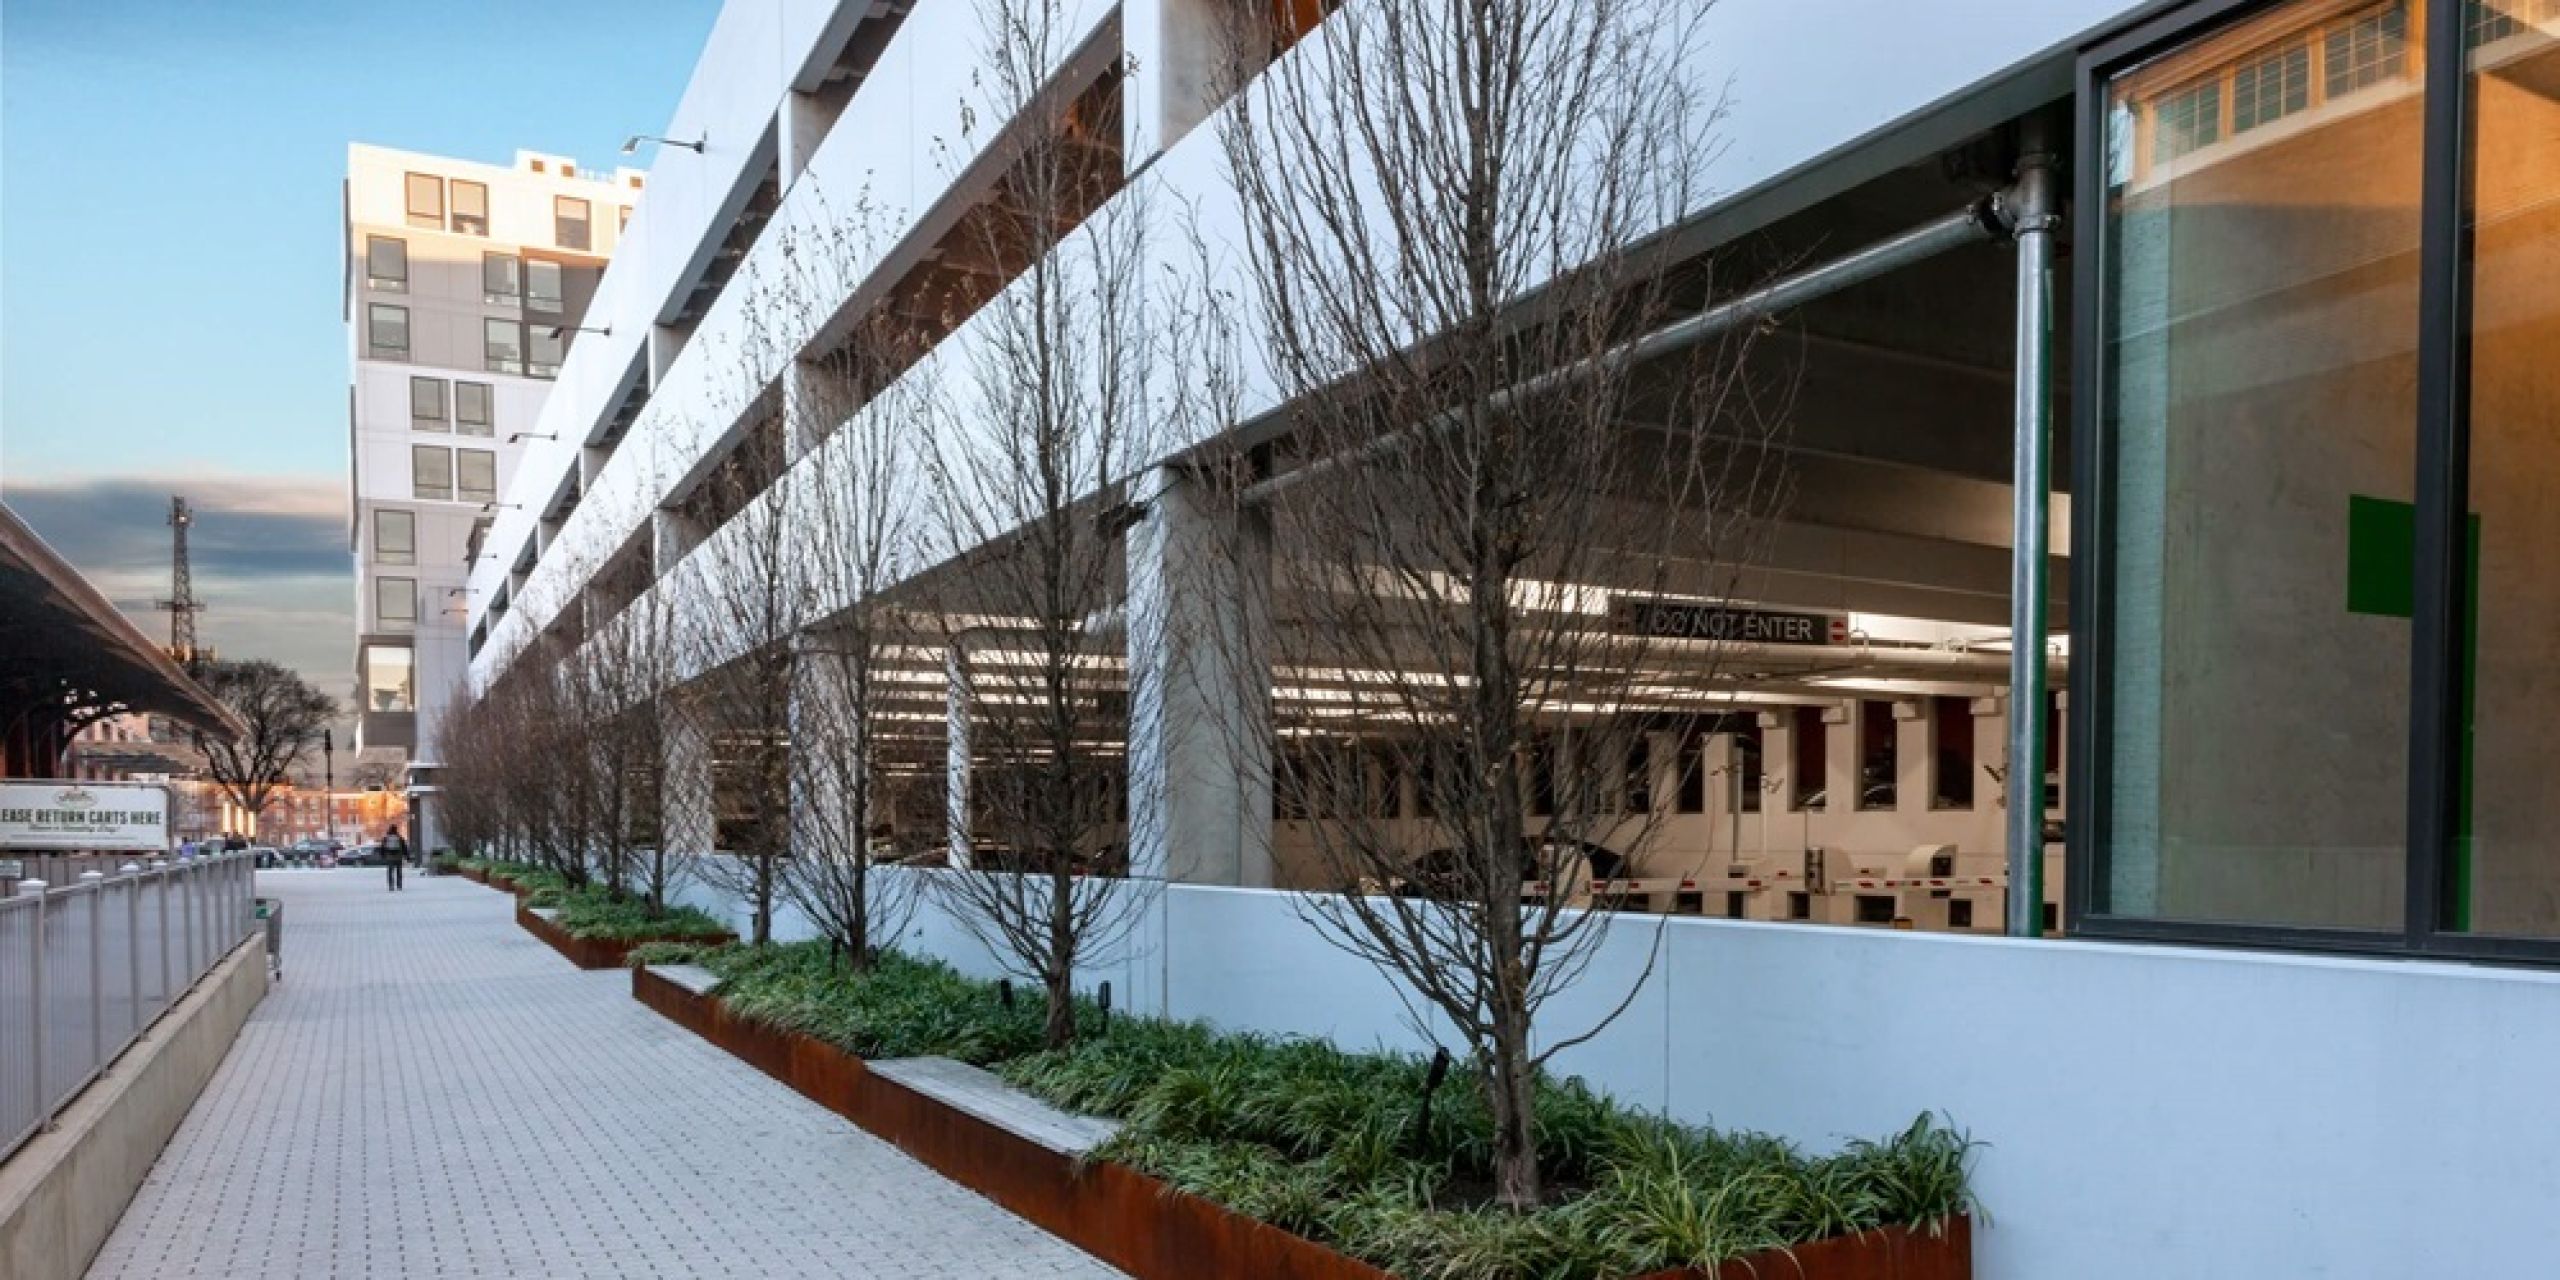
left=675, top=859, right=2560, bottom=1277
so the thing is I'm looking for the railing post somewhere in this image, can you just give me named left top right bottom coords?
left=20, top=882, right=47, bottom=1118
left=122, top=863, right=143, bottom=1041
left=153, top=862, right=171, bottom=1009
left=80, top=871, right=106, bottom=1067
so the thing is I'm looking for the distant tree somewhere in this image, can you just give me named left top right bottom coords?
left=192, top=660, right=336, bottom=829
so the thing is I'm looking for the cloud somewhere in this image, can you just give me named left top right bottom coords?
left=4, top=473, right=354, bottom=695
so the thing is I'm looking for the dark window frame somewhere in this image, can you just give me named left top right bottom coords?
left=403, top=172, right=444, bottom=229
left=2066, top=0, right=2556, bottom=963
left=554, top=195, right=592, bottom=251
left=367, top=303, right=409, bottom=360
left=455, top=381, right=495, bottom=435
left=451, top=178, right=490, bottom=236
left=365, top=234, right=408, bottom=291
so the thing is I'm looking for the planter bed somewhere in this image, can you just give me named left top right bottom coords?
left=516, top=903, right=733, bottom=971
left=633, top=964, right=1969, bottom=1280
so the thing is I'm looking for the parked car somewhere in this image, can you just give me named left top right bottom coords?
left=250, top=846, right=283, bottom=869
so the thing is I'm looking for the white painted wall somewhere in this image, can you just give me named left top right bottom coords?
left=669, top=859, right=2560, bottom=1278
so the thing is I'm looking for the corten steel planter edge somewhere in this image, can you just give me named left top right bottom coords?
left=628, top=968, right=1969, bottom=1280
left=512, top=902, right=733, bottom=970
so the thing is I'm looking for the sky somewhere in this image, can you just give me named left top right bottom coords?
left=0, top=0, right=719, bottom=690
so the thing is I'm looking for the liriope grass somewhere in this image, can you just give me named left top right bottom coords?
left=625, top=938, right=1978, bottom=1278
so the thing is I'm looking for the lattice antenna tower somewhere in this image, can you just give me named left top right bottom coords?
left=155, top=495, right=208, bottom=669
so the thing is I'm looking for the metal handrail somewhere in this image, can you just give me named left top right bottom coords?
left=0, top=851, right=258, bottom=1160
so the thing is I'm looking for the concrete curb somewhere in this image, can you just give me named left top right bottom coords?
left=0, top=937, right=268, bottom=1280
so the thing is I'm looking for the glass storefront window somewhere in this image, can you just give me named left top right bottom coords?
left=2458, top=8, right=2560, bottom=936
left=2095, top=0, right=2426, bottom=929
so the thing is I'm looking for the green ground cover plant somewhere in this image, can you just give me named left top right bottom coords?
left=627, top=939, right=1976, bottom=1278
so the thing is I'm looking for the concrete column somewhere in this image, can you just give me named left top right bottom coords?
left=663, top=692, right=717, bottom=857
left=1822, top=702, right=1855, bottom=823
left=1122, top=0, right=1230, bottom=168
left=1123, top=465, right=1273, bottom=887
left=944, top=647, right=973, bottom=869
left=790, top=630, right=859, bottom=859
left=779, top=90, right=829, bottom=189
left=1894, top=700, right=1929, bottom=814
left=648, top=322, right=691, bottom=389
left=652, top=507, right=704, bottom=578
left=783, top=358, right=857, bottom=463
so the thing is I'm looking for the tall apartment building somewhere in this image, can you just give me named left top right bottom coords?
left=344, top=145, right=639, bottom=762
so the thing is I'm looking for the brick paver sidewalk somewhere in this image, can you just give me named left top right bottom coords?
left=86, top=869, right=1118, bottom=1279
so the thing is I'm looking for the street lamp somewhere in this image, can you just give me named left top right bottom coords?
left=622, top=133, right=705, bottom=155
left=322, top=728, right=334, bottom=849
left=545, top=324, right=611, bottom=340
left=507, top=431, right=559, bottom=444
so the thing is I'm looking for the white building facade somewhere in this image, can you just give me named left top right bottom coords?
left=460, top=2, right=2560, bottom=1274
left=346, top=145, right=638, bottom=761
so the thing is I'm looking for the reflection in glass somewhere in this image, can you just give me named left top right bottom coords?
left=2460, top=6, right=2560, bottom=935
left=2100, top=0, right=2423, bottom=928
left=365, top=645, right=414, bottom=713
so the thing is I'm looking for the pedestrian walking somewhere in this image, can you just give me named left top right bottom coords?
left=380, top=823, right=410, bottom=892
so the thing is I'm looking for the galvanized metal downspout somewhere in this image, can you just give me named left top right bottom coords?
left=2004, top=115, right=2063, bottom=938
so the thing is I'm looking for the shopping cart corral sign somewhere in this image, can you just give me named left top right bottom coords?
left=0, top=780, right=170, bottom=851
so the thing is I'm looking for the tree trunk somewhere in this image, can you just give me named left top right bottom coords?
left=1487, top=1015, right=1543, bottom=1209
left=1045, top=863, right=1077, bottom=1048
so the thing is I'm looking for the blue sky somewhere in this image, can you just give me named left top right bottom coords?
left=1, top=0, right=718, bottom=687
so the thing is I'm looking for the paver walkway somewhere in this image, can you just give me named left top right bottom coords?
left=86, top=869, right=1119, bottom=1279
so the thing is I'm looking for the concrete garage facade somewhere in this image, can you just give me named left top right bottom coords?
left=456, top=0, right=2560, bottom=1271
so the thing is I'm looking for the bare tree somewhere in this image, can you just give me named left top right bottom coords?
left=777, top=228, right=931, bottom=970
left=917, top=0, right=1159, bottom=1048
left=1204, top=0, right=1787, bottom=1207
left=677, top=368, right=806, bottom=945
left=192, top=659, right=336, bottom=830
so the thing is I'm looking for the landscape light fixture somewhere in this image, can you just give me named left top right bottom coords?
left=507, top=431, right=559, bottom=444
left=622, top=133, right=705, bottom=155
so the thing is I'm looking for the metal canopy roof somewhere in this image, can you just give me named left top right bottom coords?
left=0, top=501, right=247, bottom=750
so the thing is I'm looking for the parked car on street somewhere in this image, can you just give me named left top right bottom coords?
left=249, top=846, right=283, bottom=869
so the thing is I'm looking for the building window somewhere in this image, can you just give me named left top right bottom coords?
left=483, top=252, right=521, bottom=303
left=1623, top=736, right=1651, bottom=814
left=2449, top=7, right=2560, bottom=938
left=1790, top=705, right=1827, bottom=811
left=363, top=644, right=414, bottom=713
left=404, top=172, right=444, bottom=230
left=2090, top=0, right=2425, bottom=932
left=376, top=576, right=416, bottom=630
left=368, top=303, right=409, bottom=360
left=2323, top=1, right=2408, bottom=99
left=1931, top=696, right=1975, bottom=810
left=2152, top=79, right=2221, bottom=165
left=619, top=205, right=633, bottom=233
left=555, top=196, right=591, bottom=251
left=528, top=324, right=565, bottom=379
left=374, top=509, right=414, bottom=565
left=2230, top=39, right=2309, bottom=133
left=451, top=179, right=489, bottom=236
left=365, top=235, right=407, bottom=291
left=1735, top=719, right=1764, bottom=813
left=484, top=319, right=524, bottom=376
left=411, top=445, right=453, bottom=501
left=456, top=381, right=494, bottom=436
left=526, top=259, right=564, bottom=313
left=457, top=449, right=496, bottom=503
left=409, top=376, right=448, bottom=430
